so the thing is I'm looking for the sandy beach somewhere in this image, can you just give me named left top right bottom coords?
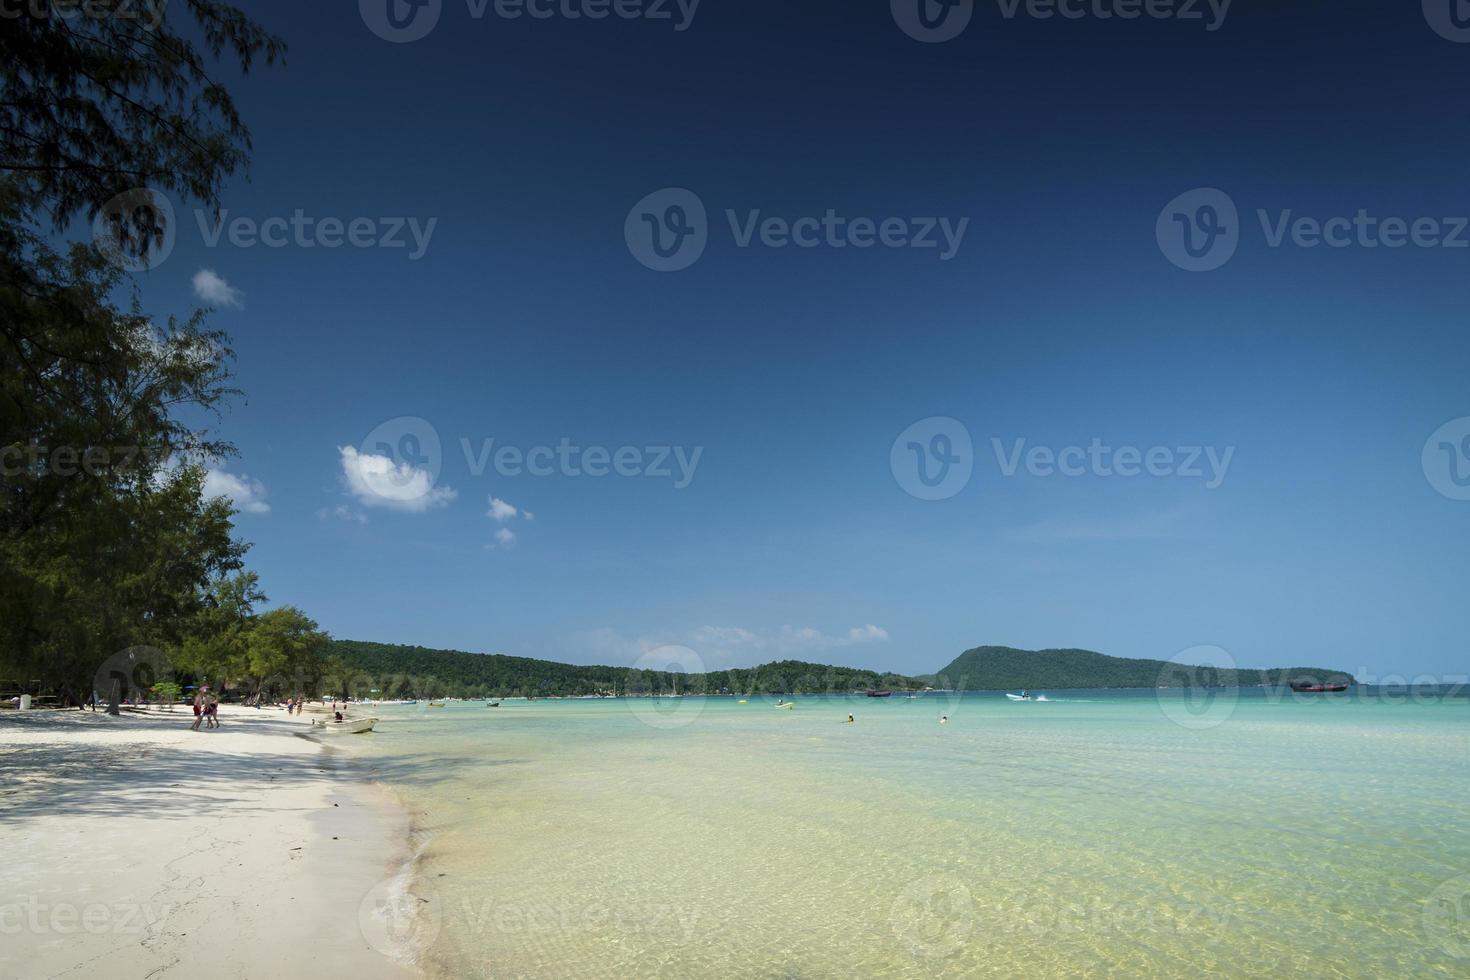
left=0, top=706, right=421, bottom=980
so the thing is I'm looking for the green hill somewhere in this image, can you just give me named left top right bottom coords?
left=325, top=640, right=925, bottom=699
left=932, top=645, right=1353, bottom=691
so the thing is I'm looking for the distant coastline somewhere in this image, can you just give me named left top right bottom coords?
left=326, top=640, right=1353, bottom=700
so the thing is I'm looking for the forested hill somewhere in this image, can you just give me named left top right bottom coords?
left=325, top=640, right=924, bottom=698
left=933, top=645, right=1353, bottom=691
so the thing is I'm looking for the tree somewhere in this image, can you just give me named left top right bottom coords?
left=0, top=3, right=283, bottom=703
left=242, top=607, right=327, bottom=703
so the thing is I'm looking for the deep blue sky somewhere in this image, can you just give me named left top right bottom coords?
left=118, top=0, right=1470, bottom=679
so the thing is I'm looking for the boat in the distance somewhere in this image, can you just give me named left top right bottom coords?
left=310, top=716, right=377, bottom=734
left=1005, top=691, right=1048, bottom=702
left=865, top=689, right=892, bottom=698
left=486, top=701, right=500, bottom=707
left=1291, top=681, right=1350, bottom=693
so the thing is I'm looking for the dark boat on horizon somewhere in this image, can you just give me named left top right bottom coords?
left=1291, top=681, right=1350, bottom=693
left=865, top=689, right=893, bottom=698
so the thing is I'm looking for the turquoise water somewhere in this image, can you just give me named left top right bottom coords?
left=358, top=691, right=1470, bottom=978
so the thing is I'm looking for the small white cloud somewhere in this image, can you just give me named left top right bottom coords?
left=192, top=269, right=243, bottom=308
left=339, top=446, right=456, bottom=513
left=318, top=505, right=368, bottom=524
left=485, top=527, right=517, bottom=551
left=523, top=510, right=535, bottom=521
left=847, top=624, right=889, bottom=643
left=203, top=468, right=269, bottom=514
left=487, top=496, right=518, bottom=522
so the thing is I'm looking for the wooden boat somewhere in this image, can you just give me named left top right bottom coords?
left=865, top=689, right=892, bottom=698
left=1291, top=682, right=1349, bottom=693
left=428, top=702, right=448, bottom=708
left=310, top=716, right=377, bottom=733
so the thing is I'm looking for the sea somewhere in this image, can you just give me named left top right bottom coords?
left=352, top=688, right=1470, bottom=978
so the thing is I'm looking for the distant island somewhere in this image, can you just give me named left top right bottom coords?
left=325, top=640, right=1351, bottom=700
left=931, top=645, right=1353, bottom=692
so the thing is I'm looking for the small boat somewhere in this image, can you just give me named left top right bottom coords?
left=1005, top=692, right=1033, bottom=701
left=775, top=700, right=794, bottom=710
left=310, top=716, right=377, bottom=734
left=737, top=699, right=748, bottom=704
left=486, top=701, right=500, bottom=707
left=865, top=689, right=892, bottom=698
left=1291, top=682, right=1349, bottom=693
left=428, top=702, right=448, bottom=708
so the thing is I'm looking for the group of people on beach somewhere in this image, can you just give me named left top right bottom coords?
left=190, top=686, right=219, bottom=731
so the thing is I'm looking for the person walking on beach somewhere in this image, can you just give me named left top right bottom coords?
left=204, top=691, right=219, bottom=729
left=191, top=687, right=207, bottom=731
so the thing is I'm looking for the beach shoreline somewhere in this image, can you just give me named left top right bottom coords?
left=0, top=705, right=421, bottom=980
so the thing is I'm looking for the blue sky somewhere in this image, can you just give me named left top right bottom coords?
left=106, top=0, right=1470, bottom=679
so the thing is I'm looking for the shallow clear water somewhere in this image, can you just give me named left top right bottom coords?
left=357, top=690, right=1470, bottom=978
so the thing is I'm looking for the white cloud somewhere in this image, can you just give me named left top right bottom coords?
left=485, top=527, right=517, bottom=551
left=339, top=446, right=456, bottom=512
left=318, top=505, right=368, bottom=524
left=192, top=269, right=243, bottom=308
left=202, top=468, right=269, bottom=514
left=487, top=496, right=518, bottom=522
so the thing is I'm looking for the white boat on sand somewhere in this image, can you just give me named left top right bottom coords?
left=310, top=716, right=377, bottom=733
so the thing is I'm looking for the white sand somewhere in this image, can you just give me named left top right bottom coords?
left=0, top=706, right=421, bottom=980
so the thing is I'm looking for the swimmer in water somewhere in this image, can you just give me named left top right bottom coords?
left=940, top=715, right=948, bottom=724
left=846, top=713, right=854, bottom=724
